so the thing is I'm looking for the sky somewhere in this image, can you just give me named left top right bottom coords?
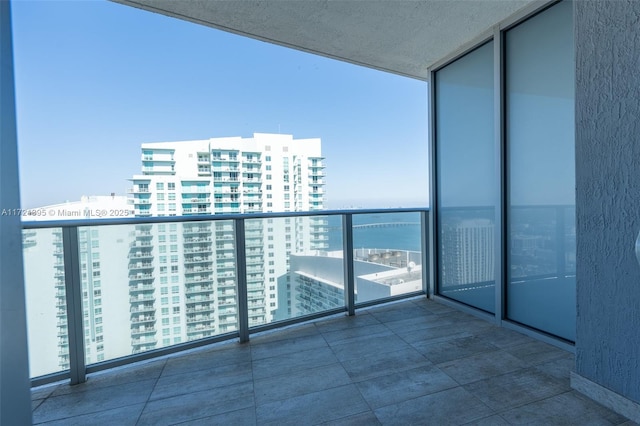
left=12, top=0, right=429, bottom=210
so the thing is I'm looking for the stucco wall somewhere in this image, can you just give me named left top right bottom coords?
left=575, top=0, right=640, bottom=403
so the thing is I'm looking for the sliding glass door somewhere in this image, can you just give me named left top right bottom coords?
left=433, top=1, right=575, bottom=341
left=435, top=41, right=496, bottom=314
left=505, top=0, right=575, bottom=341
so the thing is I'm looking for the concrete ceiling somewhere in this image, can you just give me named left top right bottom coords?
left=112, top=0, right=538, bottom=80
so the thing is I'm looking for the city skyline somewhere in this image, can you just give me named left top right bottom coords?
left=12, top=0, right=429, bottom=210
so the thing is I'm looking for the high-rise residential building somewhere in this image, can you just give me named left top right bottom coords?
left=129, top=133, right=324, bottom=216
left=126, top=133, right=326, bottom=351
left=22, top=195, right=134, bottom=377
left=23, top=134, right=327, bottom=375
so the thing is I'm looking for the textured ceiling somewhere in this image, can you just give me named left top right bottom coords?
left=112, top=0, right=537, bottom=80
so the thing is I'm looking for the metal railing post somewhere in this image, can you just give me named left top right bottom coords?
left=342, top=214, right=355, bottom=316
left=63, top=226, right=86, bottom=384
left=234, top=219, right=250, bottom=343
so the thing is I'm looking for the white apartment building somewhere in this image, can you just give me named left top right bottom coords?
left=126, top=133, right=326, bottom=353
left=129, top=133, right=324, bottom=217
left=22, top=196, right=134, bottom=377
left=23, top=134, right=327, bottom=377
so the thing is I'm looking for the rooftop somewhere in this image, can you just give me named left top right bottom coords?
left=31, top=298, right=633, bottom=425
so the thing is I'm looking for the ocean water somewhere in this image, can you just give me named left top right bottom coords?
left=325, top=212, right=424, bottom=252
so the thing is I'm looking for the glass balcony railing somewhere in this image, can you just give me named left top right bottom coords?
left=22, top=208, right=428, bottom=386
left=23, top=228, right=70, bottom=378
left=351, top=212, right=424, bottom=305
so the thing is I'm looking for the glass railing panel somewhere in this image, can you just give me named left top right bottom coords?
left=77, top=220, right=238, bottom=365
left=351, top=212, right=423, bottom=304
left=245, top=215, right=342, bottom=328
left=23, top=228, right=70, bottom=377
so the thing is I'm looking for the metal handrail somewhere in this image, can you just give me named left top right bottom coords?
left=21, top=207, right=430, bottom=229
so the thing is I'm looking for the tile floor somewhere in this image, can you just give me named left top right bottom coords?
left=31, top=298, right=637, bottom=425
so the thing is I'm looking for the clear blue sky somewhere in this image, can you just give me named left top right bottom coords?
left=12, top=0, right=429, bottom=209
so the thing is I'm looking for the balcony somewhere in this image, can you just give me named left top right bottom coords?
left=183, top=226, right=211, bottom=236
left=129, top=294, right=155, bottom=303
left=23, top=207, right=627, bottom=425
left=242, top=167, right=262, bottom=175
left=128, top=262, right=153, bottom=270
left=184, top=285, right=213, bottom=295
left=131, top=337, right=157, bottom=347
left=30, top=298, right=623, bottom=425
left=183, top=236, right=212, bottom=244
left=184, top=275, right=214, bottom=285
left=183, top=246, right=212, bottom=254
left=130, top=304, right=155, bottom=314
left=129, top=240, right=152, bottom=248
left=131, top=326, right=156, bottom=336
left=134, top=229, right=153, bottom=237
left=185, top=197, right=212, bottom=203
left=130, top=315, right=155, bottom=324
left=128, top=251, right=154, bottom=259
left=128, top=271, right=154, bottom=280
left=185, top=295, right=214, bottom=303
left=185, top=315, right=213, bottom=324
left=184, top=265, right=213, bottom=274
left=218, top=280, right=236, bottom=289
left=128, top=187, right=150, bottom=194
left=128, top=283, right=155, bottom=292
left=186, top=305, right=215, bottom=314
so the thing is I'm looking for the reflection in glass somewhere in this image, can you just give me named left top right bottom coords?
left=506, top=0, right=575, bottom=341
left=435, top=41, right=496, bottom=313
left=23, top=228, right=70, bottom=377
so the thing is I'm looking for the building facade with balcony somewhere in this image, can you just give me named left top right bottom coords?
left=129, top=133, right=324, bottom=217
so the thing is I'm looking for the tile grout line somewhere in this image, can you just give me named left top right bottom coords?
left=134, top=359, right=168, bottom=426
left=30, top=385, right=57, bottom=425
left=318, top=318, right=381, bottom=425
left=490, top=389, right=634, bottom=424
left=379, top=307, right=559, bottom=423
